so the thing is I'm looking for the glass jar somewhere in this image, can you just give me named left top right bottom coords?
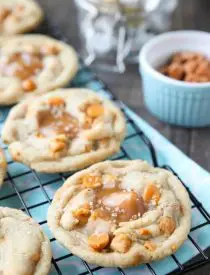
left=74, top=0, right=178, bottom=72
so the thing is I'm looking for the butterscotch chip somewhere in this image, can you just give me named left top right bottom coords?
left=111, top=234, right=132, bottom=253
left=144, top=241, right=157, bottom=251
left=185, top=74, right=209, bottom=83
left=22, top=79, right=37, bottom=92
left=183, top=60, right=198, bottom=74
left=50, top=138, right=67, bottom=153
left=184, top=73, right=197, bottom=82
left=159, top=216, right=176, bottom=236
left=139, top=228, right=151, bottom=236
left=55, top=134, right=68, bottom=143
left=143, top=183, right=161, bottom=205
left=167, top=63, right=184, bottom=80
left=195, top=61, right=210, bottom=75
left=88, top=233, right=110, bottom=251
left=48, top=97, right=65, bottom=107
left=82, top=175, right=102, bottom=188
left=171, top=244, right=177, bottom=252
left=35, top=132, right=44, bottom=138
left=160, top=51, right=210, bottom=83
left=86, top=103, right=104, bottom=118
left=72, top=207, right=91, bottom=225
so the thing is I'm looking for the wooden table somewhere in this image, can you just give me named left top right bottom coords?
left=37, top=0, right=210, bottom=274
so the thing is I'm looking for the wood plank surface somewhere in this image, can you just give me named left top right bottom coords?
left=37, top=0, right=210, bottom=274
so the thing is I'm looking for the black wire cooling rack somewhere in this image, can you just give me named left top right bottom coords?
left=0, top=20, right=210, bottom=275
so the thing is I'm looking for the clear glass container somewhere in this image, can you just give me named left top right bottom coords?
left=74, top=0, right=178, bottom=72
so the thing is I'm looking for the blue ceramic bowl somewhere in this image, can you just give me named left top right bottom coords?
left=139, top=30, right=210, bottom=127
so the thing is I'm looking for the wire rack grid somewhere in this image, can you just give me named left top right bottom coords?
left=0, top=21, right=210, bottom=275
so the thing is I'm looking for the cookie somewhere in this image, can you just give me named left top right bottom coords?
left=0, top=34, right=78, bottom=105
left=0, top=0, right=43, bottom=35
left=0, top=207, right=52, bottom=274
left=2, top=89, right=126, bottom=173
left=47, top=160, right=191, bottom=268
left=0, top=148, right=7, bottom=187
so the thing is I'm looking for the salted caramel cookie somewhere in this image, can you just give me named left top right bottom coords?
left=0, top=0, right=43, bottom=35
left=0, top=207, right=52, bottom=274
left=0, top=34, right=78, bottom=105
left=0, top=148, right=7, bottom=187
left=47, top=160, right=191, bottom=268
left=2, top=89, right=126, bottom=173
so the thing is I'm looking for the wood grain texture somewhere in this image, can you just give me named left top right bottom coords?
left=36, top=1, right=210, bottom=273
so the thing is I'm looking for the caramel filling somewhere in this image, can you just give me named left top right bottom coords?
left=0, top=52, right=43, bottom=80
left=92, top=184, right=146, bottom=223
left=38, top=109, right=79, bottom=138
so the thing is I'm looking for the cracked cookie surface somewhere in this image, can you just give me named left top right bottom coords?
left=2, top=89, right=126, bottom=172
left=0, top=34, right=78, bottom=105
left=47, top=160, right=191, bottom=267
left=0, top=0, right=43, bottom=35
left=0, top=207, right=52, bottom=275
